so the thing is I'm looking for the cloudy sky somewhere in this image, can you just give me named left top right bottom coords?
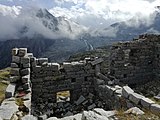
left=0, top=0, right=160, bottom=28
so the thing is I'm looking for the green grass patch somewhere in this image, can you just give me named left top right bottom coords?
left=116, top=109, right=160, bottom=120
left=0, top=68, right=10, bottom=103
left=0, top=68, right=10, bottom=81
left=0, top=82, right=8, bottom=103
left=149, top=97, right=160, bottom=105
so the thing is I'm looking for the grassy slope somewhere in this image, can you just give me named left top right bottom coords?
left=0, top=68, right=10, bottom=103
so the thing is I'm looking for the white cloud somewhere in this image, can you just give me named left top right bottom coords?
left=49, top=0, right=160, bottom=28
left=0, top=4, right=87, bottom=40
left=0, top=4, right=21, bottom=16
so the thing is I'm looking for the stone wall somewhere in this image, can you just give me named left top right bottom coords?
left=96, top=83, right=160, bottom=114
left=109, top=34, right=160, bottom=85
left=3, top=34, right=160, bottom=119
left=30, top=57, right=98, bottom=116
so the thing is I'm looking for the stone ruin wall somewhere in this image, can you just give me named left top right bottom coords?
left=30, top=58, right=97, bottom=116
left=110, top=34, right=160, bottom=85
left=2, top=34, right=160, bottom=119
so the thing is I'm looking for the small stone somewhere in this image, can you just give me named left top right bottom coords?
left=88, top=104, right=96, bottom=110
left=124, top=107, right=144, bottom=115
left=76, top=95, right=86, bottom=105
left=38, top=114, right=47, bottom=120
left=64, top=111, right=73, bottom=117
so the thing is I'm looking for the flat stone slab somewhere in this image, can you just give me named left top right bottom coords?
left=88, top=104, right=96, bottom=110
left=0, top=99, right=18, bottom=120
left=129, top=93, right=144, bottom=105
left=150, top=104, right=160, bottom=113
left=122, top=86, right=134, bottom=98
left=76, top=95, right=86, bottom=105
left=140, top=97, right=155, bottom=109
left=82, top=111, right=109, bottom=120
left=5, top=84, right=16, bottom=98
left=124, top=107, right=144, bottom=115
left=91, top=58, right=104, bottom=66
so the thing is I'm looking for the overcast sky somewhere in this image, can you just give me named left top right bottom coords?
left=0, top=0, right=160, bottom=28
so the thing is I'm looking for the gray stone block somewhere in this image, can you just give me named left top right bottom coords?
left=5, top=84, right=16, bottom=98
left=51, top=63, right=60, bottom=71
left=38, top=58, right=48, bottom=65
left=10, top=68, right=20, bottom=76
left=22, top=75, right=30, bottom=84
left=76, top=95, right=86, bottom=105
left=18, top=48, right=27, bottom=57
left=11, top=63, right=19, bottom=68
left=26, top=53, right=33, bottom=58
left=20, top=57, right=30, bottom=64
left=129, top=93, right=144, bottom=105
left=88, top=103, right=96, bottom=110
left=126, top=100, right=134, bottom=108
left=140, top=97, right=155, bottom=109
left=20, top=68, right=30, bottom=76
left=122, top=86, right=134, bottom=98
left=150, top=104, right=160, bottom=113
left=22, top=83, right=30, bottom=90
left=12, top=48, right=18, bottom=56
left=9, top=76, right=20, bottom=83
left=38, top=114, right=47, bottom=120
left=12, top=56, right=20, bottom=64
left=23, top=63, right=30, bottom=68
left=91, top=58, right=104, bottom=66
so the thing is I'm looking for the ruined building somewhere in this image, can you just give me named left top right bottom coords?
left=1, top=34, right=160, bottom=119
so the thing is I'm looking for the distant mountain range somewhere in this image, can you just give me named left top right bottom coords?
left=0, top=8, right=160, bottom=69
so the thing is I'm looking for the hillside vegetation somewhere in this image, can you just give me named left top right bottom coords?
left=0, top=68, right=10, bottom=103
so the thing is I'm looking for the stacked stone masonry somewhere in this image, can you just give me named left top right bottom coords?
left=6, top=48, right=32, bottom=98
left=110, top=34, right=160, bottom=84
left=2, top=34, right=160, bottom=119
